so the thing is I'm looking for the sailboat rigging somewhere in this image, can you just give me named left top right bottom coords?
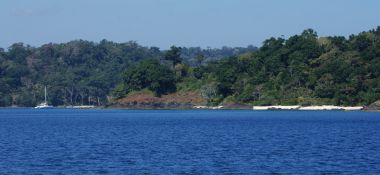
left=35, top=86, right=54, bottom=109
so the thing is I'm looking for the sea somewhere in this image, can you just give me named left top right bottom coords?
left=0, top=109, right=379, bottom=174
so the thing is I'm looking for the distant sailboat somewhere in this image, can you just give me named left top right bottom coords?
left=35, top=86, right=54, bottom=109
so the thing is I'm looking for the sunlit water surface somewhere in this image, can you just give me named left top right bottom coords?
left=0, top=109, right=379, bottom=174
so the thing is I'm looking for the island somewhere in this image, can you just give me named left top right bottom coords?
left=1, top=27, right=380, bottom=111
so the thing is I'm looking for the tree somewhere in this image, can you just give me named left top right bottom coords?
left=164, top=46, right=182, bottom=67
left=200, top=82, right=218, bottom=105
left=195, top=54, right=205, bottom=67
left=1, top=27, right=380, bottom=107
left=123, top=59, right=176, bottom=96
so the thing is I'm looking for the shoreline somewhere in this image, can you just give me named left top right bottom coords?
left=0, top=105, right=377, bottom=111
left=252, top=105, right=364, bottom=111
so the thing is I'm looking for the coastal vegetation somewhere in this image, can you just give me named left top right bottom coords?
left=192, top=27, right=380, bottom=106
left=0, top=41, right=254, bottom=106
left=1, top=27, right=380, bottom=107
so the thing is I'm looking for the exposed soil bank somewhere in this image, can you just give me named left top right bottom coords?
left=108, top=90, right=377, bottom=111
left=107, top=91, right=206, bottom=109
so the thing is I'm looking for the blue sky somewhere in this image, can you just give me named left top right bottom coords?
left=1, top=0, right=379, bottom=49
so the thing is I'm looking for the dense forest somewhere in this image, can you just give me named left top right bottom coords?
left=195, top=27, right=380, bottom=106
left=0, top=40, right=255, bottom=107
left=1, top=27, right=380, bottom=107
left=114, top=27, right=380, bottom=106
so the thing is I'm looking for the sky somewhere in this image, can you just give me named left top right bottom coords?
left=1, top=0, right=380, bottom=49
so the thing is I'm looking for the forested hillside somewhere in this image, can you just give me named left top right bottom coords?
left=1, top=27, right=380, bottom=107
left=115, top=27, right=380, bottom=107
left=0, top=40, right=254, bottom=107
left=181, top=46, right=257, bottom=66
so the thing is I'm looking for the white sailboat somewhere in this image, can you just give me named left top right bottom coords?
left=35, top=86, right=54, bottom=109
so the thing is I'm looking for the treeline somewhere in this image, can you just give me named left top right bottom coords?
left=116, top=27, right=380, bottom=106
left=192, top=27, right=380, bottom=105
left=2, top=27, right=380, bottom=107
left=181, top=46, right=257, bottom=66
left=0, top=39, right=254, bottom=107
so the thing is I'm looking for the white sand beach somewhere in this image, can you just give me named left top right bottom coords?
left=252, top=105, right=364, bottom=111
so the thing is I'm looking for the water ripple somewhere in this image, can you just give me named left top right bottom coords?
left=0, top=109, right=379, bottom=174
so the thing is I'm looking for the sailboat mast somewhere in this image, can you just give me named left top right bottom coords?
left=45, top=86, right=47, bottom=104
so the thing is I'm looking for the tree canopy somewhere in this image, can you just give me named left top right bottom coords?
left=1, top=27, right=380, bottom=107
left=0, top=39, right=253, bottom=106
left=117, top=59, right=176, bottom=97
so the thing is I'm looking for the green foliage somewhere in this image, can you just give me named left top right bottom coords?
left=0, top=39, right=256, bottom=107
left=176, top=77, right=202, bottom=92
left=122, top=59, right=176, bottom=96
left=164, top=46, right=182, bottom=67
left=180, top=46, right=257, bottom=66
left=0, top=40, right=162, bottom=106
left=1, top=27, right=380, bottom=107
left=200, top=82, right=222, bottom=105
left=112, top=84, right=127, bottom=99
left=193, top=27, right=380, bottom=106
left=15, top=91, right=36, bottom=107
left=0, top=93, right=12, bottom=106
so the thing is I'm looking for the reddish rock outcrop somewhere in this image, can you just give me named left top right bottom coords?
left=108, top=91, right=206, bottom=109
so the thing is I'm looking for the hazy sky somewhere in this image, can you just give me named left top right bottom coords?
left=1, top=0, right=379, bottom=49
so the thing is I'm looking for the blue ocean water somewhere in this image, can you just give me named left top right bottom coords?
left=0, top=109, right=379, bottom=174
